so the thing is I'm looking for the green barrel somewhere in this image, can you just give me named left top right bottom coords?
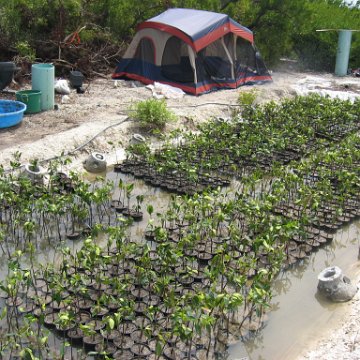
left=16, top=90, right=42, bottom=114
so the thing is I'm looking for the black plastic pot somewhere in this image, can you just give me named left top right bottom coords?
left=113, top=335, right=134, bottom=349
left=33, top=306, right=53, bottom=318
left=144, top=229, right=155, bottom=240
left=133, top=301, right=148, bottom=315
left=33, top=294, right=52, bottom=306
left=131, top=343, right=152, bottom=357
left=107, top=299, right=121, bottom=311
left=101, top=329, right=121, bottom=341
left=112, top=349, right=133, bottom=359
left=163, top=346, right=182, bottom=359
left=49, top=299, right=67, bottom=311
left=18, top=302, right=36, bottom=314
left=197, top=251, right=213, bottom=265
left=44, top=312, right=57, bottom=327
left=69, top=70, right=84, bottom=88
left=113, top=164, right=122, bottom=172
left=67, top=327, right=84, bottom=345
left=131, top=287, right=149, bottom=301
left=55, top=321, right=76, bottom=336
left=77, top=298, right=94, bottom=311
left=90, top=305, right=109, bottom=318
left=83, top=333, right=103, bottom=350
left=0, top=62, right=16, bottom=90
left=66, top=231, right=81, bottom=240
left=177, top=276, right=194, bottom=286
left=150, top=177, right=161, bottom=187
left=73, top=310, right=91, bottom=324
left=85, top=318, right=105, bottom=331
left=95, top=342, right=117, bottom=356
left=143, top=294, right=160, bottom=306
left=122, top=209, right=144, bottom=221
left=119, top=322, right=137, bottom=335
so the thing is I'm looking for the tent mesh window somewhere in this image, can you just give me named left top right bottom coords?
left=134, top=37, right=155, bottom=64
left=197, top=37, right=233, bottom=81
left=235, top=37, right=268, bottom=75
left=161, top=36, right=194, bottom=83
left=236, top=37, right=256, bottom=71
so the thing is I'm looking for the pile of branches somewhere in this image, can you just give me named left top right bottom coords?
left=7, top=26, right=128, bottom=83
left=36, top=38, right=127, bottom=78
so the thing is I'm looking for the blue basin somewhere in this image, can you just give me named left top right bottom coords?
left=0, top=100, right=27, bottom=128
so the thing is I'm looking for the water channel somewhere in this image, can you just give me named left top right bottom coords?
left=0, top=167, right=359, bottom=359
left=102, top=170, right=360, bottom=360
left=229, top=221, right=360, bottom=360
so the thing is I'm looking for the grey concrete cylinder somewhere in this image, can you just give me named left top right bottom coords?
left=22, top=163, right=45, bottom=184
left=83, top=152, right=107, bottom=173
left=317, top=266, right=357, bottom=302
left=130, top=133, right=146, bottom=144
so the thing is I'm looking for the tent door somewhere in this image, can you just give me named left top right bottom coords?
left=134, top=37, right=155, bottom=64
left=161, top=36, right=194, bottom=83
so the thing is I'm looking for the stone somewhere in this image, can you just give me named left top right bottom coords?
left=317, top=266, right=358, bottom=302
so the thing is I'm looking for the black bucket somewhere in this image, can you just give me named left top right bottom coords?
left=69, top=70, right=84, bottom=88
left=0, top=62, right=16, bottom=90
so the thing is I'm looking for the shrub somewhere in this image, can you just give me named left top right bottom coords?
left=237, top=90, right=258, bottom=107
left=130, top=98, right=177, bottom=131
left=15, top=41, right=36, bottom=62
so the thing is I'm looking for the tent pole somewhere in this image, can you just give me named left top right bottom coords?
left=187, top=45, right=198, bottom=84
left=221, top=37, right=235, bottom=79
left=233, top=36, right=237, bottom=61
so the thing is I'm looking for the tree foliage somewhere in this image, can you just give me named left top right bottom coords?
left=223, top=0, right=311, bottom=66
left=292, top=0, right=360, bottom=71
left=0, top=0, right=359, bottom=71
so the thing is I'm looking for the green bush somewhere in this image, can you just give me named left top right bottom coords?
left=237, top=90, right=258, bottom=107
left=130, top=98, right=177, bottom=131
left=15, top=41, right=36, bottom=62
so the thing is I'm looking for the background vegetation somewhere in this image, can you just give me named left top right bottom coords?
left=0, top=0, right=359, bottom=74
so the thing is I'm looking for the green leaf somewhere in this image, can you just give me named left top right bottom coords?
left=108, top=317, right=115, bottom=330
left=155, top=341, right=163, bottom=356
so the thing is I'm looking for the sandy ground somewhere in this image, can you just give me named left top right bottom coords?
left=1, top=70, right=360, bottom=358
left=298, top=288, right=360, bottom=360
left=0, top=71, right=307, bottom=166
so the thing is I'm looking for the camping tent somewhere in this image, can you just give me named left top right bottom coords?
left=112, top=8, right=272, bottom=95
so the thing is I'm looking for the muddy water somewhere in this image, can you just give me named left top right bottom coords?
left=1, top=168, right=359, bottom=360
left=228, top=220, right=360, bottom=360
left=73, top=171, right=360, bottom=360
left=106, top=171, right=360, bottom=360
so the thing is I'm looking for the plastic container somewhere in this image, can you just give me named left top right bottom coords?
left=16, top=90, right=42, bottom=114
left=31, top=63, right=55, bottom=110
left=0, top=62, right=16, bottom=90
left=69, top=70, right=84, bottom=88
left=0, top=100, right=27, bottom=128
left=335, top=30, right=352, bottom=77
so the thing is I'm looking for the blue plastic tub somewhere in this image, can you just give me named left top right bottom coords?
left=0, top=100, right=27, bottom=129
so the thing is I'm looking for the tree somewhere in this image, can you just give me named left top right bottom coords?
left=293, top=0, right=360, bottom=70
left=1, top=0, right=359, bottom=71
